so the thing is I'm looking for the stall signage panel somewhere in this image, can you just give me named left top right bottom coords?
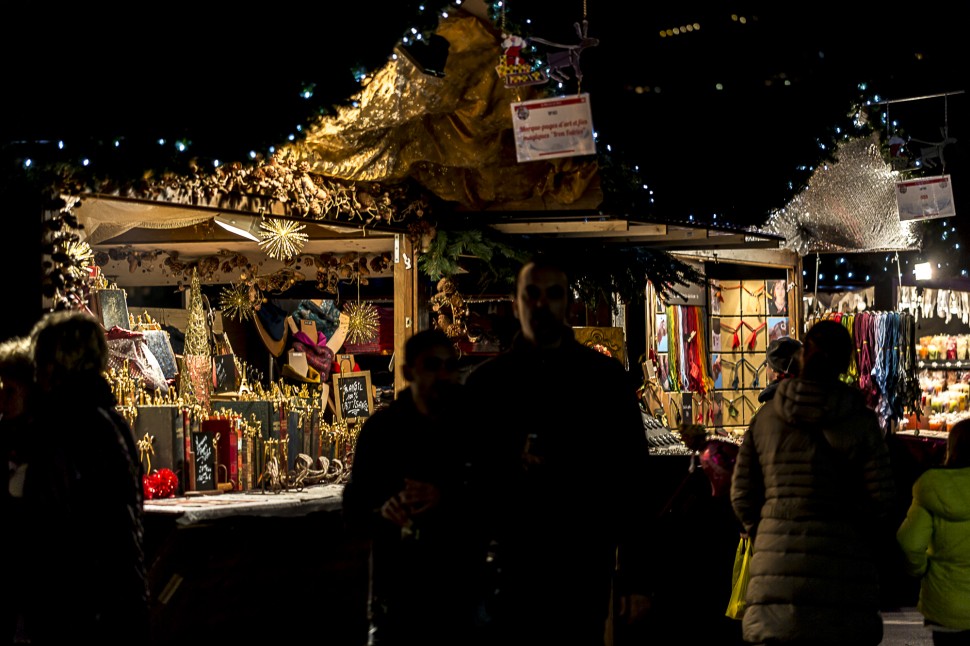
left=511, top=93, right=595, bottom=162
left=896, top=174, right=956, bottom=221
left=192, top=430, right=217, bottom=491
left=333, top=370, right=374, bottom=423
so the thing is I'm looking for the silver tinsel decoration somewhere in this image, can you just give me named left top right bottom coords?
left=760, top=133, right=920, bottom=256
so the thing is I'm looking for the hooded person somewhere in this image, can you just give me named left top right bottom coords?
left=896, top=418, right=970, bottom=644
left=731, top=320, right=896, bottom=646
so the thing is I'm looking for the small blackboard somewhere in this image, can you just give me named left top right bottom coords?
left=212, top=354, right=237, bottom=393
left=332, top=370, right=374, bottom=423
left=192, top=430, right=217, bottom=491
left=91, top=288, right=130, bottom=331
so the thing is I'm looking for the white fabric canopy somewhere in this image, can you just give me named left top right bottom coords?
left=74, top=197, right=213, bottom=245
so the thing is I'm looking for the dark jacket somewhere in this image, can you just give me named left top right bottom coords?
left=464, top=328, right=652, bottom=643
left=342, top=388, right=483, bottom=645
left=22, top=377, right=149, bottom=645
left=757, top=378, right=782, bottom=403
left=731, top=377, right=896, bottom=646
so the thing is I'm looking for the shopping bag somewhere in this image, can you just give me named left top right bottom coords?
left=725, top=535, right=752, bottom=620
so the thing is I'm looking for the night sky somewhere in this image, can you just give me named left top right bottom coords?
left=3, top=1, right=963, bottom=231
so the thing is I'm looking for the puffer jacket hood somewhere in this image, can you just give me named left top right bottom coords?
left=913, top=467, right=970, bottom=522
left=771, top=377, right=862, bottom=428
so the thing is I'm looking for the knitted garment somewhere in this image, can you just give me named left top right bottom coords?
left=291, top=330, right=335, bottom=382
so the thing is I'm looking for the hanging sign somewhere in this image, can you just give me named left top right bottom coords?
left=896, top=174, right=956, bottom=222
left=511, top=93, right=595, bottom=162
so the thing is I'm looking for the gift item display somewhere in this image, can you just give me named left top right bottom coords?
left=708, top=279, right=782, bottom=433
left=899, top=286, right=970, bottom=326
left=85, top=272, right=381, bottom=500
left=805, top=310, right=921, bottom=434
left=905, top=335, right=970, bottom=434
left=916, top=333, right=970, bottom=363
left=642, top=275, right=796, bottom=454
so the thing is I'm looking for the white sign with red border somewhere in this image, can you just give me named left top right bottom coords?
left=896, top=174, right=956, bottom=221
left=511, top=93, right=595, bottom=162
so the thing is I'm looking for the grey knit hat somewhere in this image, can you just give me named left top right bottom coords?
left=766, top=336, right=802, bottom=374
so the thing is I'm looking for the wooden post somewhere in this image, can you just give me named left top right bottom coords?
left=393, top=234, right=420, bottom=395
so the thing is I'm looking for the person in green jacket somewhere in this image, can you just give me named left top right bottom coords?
left=897, top=418, right=970, bottom=645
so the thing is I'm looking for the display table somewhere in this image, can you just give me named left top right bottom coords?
left=143, top=483, right=369, bottom=646
left=144, top=483, right=344, bottom=524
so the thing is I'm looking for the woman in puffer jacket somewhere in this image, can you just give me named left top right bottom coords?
left=731, top=320, right=896, bottom=645
left=896, top=419, right=970, bottom=645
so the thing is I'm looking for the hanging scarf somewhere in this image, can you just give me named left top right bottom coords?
left=666, top=305, right=681, bottom=392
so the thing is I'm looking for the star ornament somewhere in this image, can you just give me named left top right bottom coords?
left=219, top=283, right=256, bottom=322
left=258, top=218, right=309, bottom=260
left=63, top=240, right=95, bottom=279
left=344, top=301, right=380, bottom=345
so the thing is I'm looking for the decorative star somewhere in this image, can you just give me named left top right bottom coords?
left=344, top=301, right=380, bottom=344
left=63, top=240, right=95, bottom=279
left=258, top=218, right=309, bottom=260
left=219, top=283, right=256, bottom=322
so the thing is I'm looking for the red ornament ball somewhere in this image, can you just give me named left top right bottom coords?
left=142, top=468, right=179, bottom=500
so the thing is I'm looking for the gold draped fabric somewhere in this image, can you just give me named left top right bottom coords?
left=296, top=9, right=601, bottom=211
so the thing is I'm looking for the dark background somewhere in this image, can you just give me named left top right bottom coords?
left=1, top=1, right=965, bottom=330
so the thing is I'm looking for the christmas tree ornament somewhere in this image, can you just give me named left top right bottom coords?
left=258, top=218, right=309, bottom=260
left=345, top=300, right=380, bottom=345
left=343, top=256, right=380, bottom=345
left=219, top=283, right=256, bottom=322
left=63, top=240, right=95, bottom=280
left=531, top=18, right=599, bottom=88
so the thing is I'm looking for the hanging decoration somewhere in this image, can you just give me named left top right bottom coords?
left=41, top=193, right=93, bottom=310
left=344, top=256, right=380, bottom=345
left=430, top=277, right=469, bottom=339
left=493, top=0, right=547, bottom=88
left=62, top=240, right=95, bottom=281
left=761, top=133, right=919, bottom=256
left=905, top=126, right=957, bottom=170
left=497, top=31, right=547, bottom=88
left=258, top=218, right=309, bottom=261
left=530, top=18, right=599, bottom=89
left=219, top=283, right=256, bottom=322
left=345, top=301, right=380, bottom=345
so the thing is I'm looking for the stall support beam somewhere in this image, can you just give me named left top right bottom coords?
left=393, top=234, right=420, bottom=394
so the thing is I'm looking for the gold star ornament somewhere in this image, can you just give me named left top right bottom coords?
left=258, top=218, right=309, bottom=261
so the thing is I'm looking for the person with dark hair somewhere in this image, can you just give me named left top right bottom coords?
left=896, top=418, right=970, bottom=645
left=0, top=336, right=34, bottom=643
left=342, top=328, right=482, bottom=645
left=767, top=279, right=788, bottom=316
left=757, top=336, right=802, bottom=403
left=464, top=257, right=653, bottom=645
left=731, top=319, right=896, bottom=645
left=21, top=310, right=150, bottom=645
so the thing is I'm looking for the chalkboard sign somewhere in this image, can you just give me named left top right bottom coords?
left=191, top=430, right=217, bottom=491
left=333, top=370, right=374, bottom=423
left=211, top=354, right=237, bottom=393
left=91, top=288, right=130, bottom=331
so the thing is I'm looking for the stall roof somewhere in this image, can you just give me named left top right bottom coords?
left=70, top=8, right=782, bottom=259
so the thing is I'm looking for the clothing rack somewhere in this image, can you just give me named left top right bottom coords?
left=806, top=310, right=920, bottom=432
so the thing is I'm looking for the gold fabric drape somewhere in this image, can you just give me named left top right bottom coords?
left=297, top=9, right=601, bottom=211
